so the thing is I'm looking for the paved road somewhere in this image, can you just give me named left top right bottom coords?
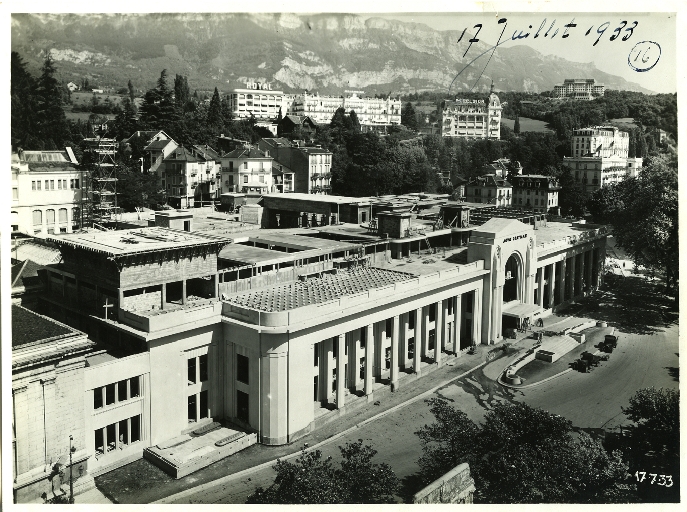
left=156, top=275, right=679, bottom=504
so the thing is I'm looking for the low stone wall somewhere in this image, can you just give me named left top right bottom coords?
left=412, top=462, right=476, bottom=504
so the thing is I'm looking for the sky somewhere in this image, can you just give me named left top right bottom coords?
left=369, top=12, right=676, bottom=94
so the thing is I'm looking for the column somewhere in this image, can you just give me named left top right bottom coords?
left=422, top=306, right=430, bottom=358
left=586, top=250, right=594, bottom=291
left=569, top=254, right=577, bottom=299
left=435, top=300, right=444, bottom=365
left=335, top=334, right=345, bottom=409
left=547, top=262, right=556, bottom=309
left=577, top=252, right=585, bottom=294
left=364, top=324, right=374, bottom=396
left=390, top=316, right=400, bottom=391
left=491, top=285, right=502, bottom=342
left=373, top=322, right=385, bottom=380
left=413, top=308, right=422, bottom=375
left=161, top=283, right=167, bottom=310
left=558, top=259, right=566, bottom=305
left=400, top=313, right=410, bottom=370
left=213, top=273, right=219, bottom=298
left=182, top=280, right=187, bottom=305
left=537, top=267, right=544, bottom=308
left=454, top=294, right=461, bottom=355
left=12, top=386, right=29, bottom=477
left=472, top=288, right=482, bottom=346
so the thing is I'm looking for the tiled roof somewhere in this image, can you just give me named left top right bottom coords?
left=12, top=305, right=73, bottom=348
left=191, top=144, right=221, bottom=160
left=14, top=242, right=61, bottom=266
left=11, top=259, right=43, bottom=289
left=225, top=267, right=415, bottom=312
left=165, top=147, right=198, bottom=162
left=145, top=139, right=175, bottom=151
left=223, top=147, right=271, bottom=159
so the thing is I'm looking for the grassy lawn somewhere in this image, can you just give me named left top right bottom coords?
left=501, top=116, right=554, bottom=133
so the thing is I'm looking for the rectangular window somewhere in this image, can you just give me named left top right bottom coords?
left=106, top=423, right=116, bottom=452
left=117, top=380, right=127, bottom=402
left=58, top=180, right=62, bottom=190
left=243, top=162, right=248, bottom=169
left=243, top=175, right=248, bottom=184
left=130, top=415, right=141, bottom=442
left=32, top=181, right=36, bottom=190
left=130, top=376, right=140, bottom=397
left=37, top=181, right=41, bottom=190
left=13, top=188, right=18, bottom=200
left=237, top=354, right=249, bottom=384
left=229, top=162, right=234, bottom=172
left=50, top=180, right=55, bottom=190
left=199, top=354, right=208, bottom=382
left=45, top=180, right=49, bottom=190
left=188, top=358, right=197, bottom=384
left=105, top=384, right=115, bottom=405
left=75, top=179, right=79, bottom=189
left=200, top=390, right=209, bottom=419
left=70, top=179, right=74, bottom=189
left=237, top=390, right=249, bottom=423
left=94, top=387, right=103, bottom=409
left=188, top=394, right=197, bottom=423
left=95, top=429, right=104, bottom=455
left=119, top=419, right=128, bottom=445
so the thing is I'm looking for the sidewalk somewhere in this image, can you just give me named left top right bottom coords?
left=95, top=346, right=494, bottom=504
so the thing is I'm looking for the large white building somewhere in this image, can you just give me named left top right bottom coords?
left=11, top=149, right=84, bottom=236
left=13, top=197, right=610, bottom=502
left=290, top=91, right=401, bottom=131
left=553, top=79, right=605, bottom=100
left=563, top=126, right=642, bottom=193
left=440, top=88, right=502, bottom=140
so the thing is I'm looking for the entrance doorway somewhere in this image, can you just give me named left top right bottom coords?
left=503, top=254, right=521, bottom=303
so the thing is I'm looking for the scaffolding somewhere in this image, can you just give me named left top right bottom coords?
left=81, top=137, right=120, bottom=229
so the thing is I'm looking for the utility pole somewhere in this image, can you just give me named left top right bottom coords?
left=69, top=435, right=76, bottom=504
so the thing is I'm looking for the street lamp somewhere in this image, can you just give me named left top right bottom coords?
left=69, top=435, right=76, bottom=504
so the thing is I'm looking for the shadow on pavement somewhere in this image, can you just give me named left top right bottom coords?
left=399, top=472, right=427, bottom=504
left=567, top=276, right=678, bottom=336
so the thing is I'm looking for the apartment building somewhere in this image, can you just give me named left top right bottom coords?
left=510, top=175, right=561, bottom=213
left=11, top=149, right=84, bottom=236
left=258, top=138, right=332, bottom=194
left=220, top=147, right=275, bottom=194
left=465, top=175, right=512, bottom=206
left=161, top=147, right=201, bottom=208
left=563, top=126, right=642, bottom=193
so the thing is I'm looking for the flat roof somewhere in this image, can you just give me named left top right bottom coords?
left=48, top=227, right=231, bottom=256
left=534, top=221, right=604, bottom=245
left=224, top=267, right=415, bottom=312
left=262, top=193, right=370, bottom=205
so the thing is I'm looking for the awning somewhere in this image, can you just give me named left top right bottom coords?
left=502, top=301, right=543, bottom=319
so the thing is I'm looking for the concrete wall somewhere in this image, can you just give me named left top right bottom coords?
left=413, top=462, right=476, bottom=504
left=148, top=323, right=223, bottom=445
left=12, top=353, right=90, bottom=503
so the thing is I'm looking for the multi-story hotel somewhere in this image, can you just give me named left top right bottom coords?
left=440, top=88, right=502, bottom=140
left=510, top=175, right=561, bottom=214
left=13, top=195, right=609, bottom=501
left=228, top=84, right=288, bottom=120
left=290, top=91, right=401, bottom=131
left=11, top=149, right=84, bottom=236
left=563, top=126, right=642, bottom=193
left=553, top=79, right=605, bottom=100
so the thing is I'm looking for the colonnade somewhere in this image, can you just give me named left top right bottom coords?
left=534, top=246, right=602, bottom=309
left=313, top=289, right=481, bottom=410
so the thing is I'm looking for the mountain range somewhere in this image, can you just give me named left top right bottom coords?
left=11, top=13, right=654, bottom=96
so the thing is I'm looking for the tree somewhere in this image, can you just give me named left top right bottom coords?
left=401, top=102, right=418, bottom=131
left=36, top=55, right=70, bottom=148
left=247, top=440, right=399, bottom=504
left=11, top=51, right=38, bottom=149
left=621, top=388, right=679, bottom=502
left=127, top=79, right=136, bottom=106
left=348, top=110, right=361, bottom=132
left=514, top=114, right=521, bottom=134
left=174, top=74, right=191, bottom=112
left=587, top=183, right=622, bottom=224
left=610, top=154, right=678, bottom=294
left=139, top=69, right=177, bottom=132
left=207, top=87, right=223, bottom=128
left=416, top=399, right=633, bottom=504
left=558, top=168, right=587, bottom=217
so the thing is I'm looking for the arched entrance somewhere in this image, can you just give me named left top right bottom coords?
left=503, top=253, right=520, bottom=303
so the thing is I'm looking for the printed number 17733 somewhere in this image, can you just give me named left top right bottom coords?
left=635, top=471, right=673, bottom=487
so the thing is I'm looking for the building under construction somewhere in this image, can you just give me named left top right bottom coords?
left=81, top=137, right=120, bottom=229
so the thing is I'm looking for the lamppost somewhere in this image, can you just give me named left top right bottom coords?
left=69, top=435, right=76, bottom=504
